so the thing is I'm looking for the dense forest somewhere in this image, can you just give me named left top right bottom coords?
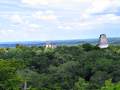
left=0, top=44, right=120, bottom=90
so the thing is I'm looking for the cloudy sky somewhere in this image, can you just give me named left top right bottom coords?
left=0, top=0, right=120, bottom=42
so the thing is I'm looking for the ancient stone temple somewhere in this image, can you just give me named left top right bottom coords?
left=98, top=34, right=109, bottom=48
left=45, top=42, right=56, bottom=49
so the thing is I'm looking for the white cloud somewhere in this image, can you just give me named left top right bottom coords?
left=85, top=0, right=120, bottom=14
left=33, top=11, right=57, bottom=21
left=21, top=0, right=120, bottom=12
left=96, top=14, right=120, bottom=24
left=58, top=25, right=72, bottom=30
left=21, top=0, right=91, bottom=9
left=0, top=29, right=14, bottom=36
left=28, top=24, right=40, bottom=29
left=57, top=13, right=120, bottom=30
left=21, top=0, right=64, bottom=5
left=21, top=0, right=120, bottom=28
left=86, top=0, right=111, bottom=14
left=9, top=14, right=23, bottom=24
left=38, top=15, right=57, bottom=21
left=0, top=0, right=120, bottom=41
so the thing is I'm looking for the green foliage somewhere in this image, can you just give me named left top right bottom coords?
left=0, top=59, right=24, bottom=90
left=100, top=79, right=120, bottom=90
left=74, top=78, right=89, bottom=90
left=0, top=45, right=120, bottom=89
left=82, top=43, right=94, bottom=51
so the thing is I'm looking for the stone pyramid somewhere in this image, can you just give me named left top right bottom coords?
left=98, top=34, right=109, bottom=48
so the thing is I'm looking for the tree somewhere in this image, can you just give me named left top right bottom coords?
left=74, top=78, right=89, bottom=90
left=82, top=43, right=94, bottom=51
left=0, top=59, right=24, bottom=90
left=18, top=69, right=40, bottom=90
left=100, top=79, right=120, bottom=90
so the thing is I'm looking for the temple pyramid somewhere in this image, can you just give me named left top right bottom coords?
left=98, top=34, right=109, bottom=48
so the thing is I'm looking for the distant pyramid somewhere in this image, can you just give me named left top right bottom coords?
left=45, top=41, right=56, bottom=48
left=98, top=34, right=109, bottom=48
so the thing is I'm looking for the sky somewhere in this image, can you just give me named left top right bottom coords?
left=0, top=0, right=120, bottom=42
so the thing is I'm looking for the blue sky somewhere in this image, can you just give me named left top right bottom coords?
left=0, top=0, right=120, bottom=42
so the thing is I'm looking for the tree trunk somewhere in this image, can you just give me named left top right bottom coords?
left=23, top=80, right=27, bottom=90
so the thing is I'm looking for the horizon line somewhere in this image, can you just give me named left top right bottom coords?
left=0, top=37, right=119, bottom=43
